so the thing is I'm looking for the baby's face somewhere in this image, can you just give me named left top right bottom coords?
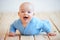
left=18, top=3, right=34, bottom=23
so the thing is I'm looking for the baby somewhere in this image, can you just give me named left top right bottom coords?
left=9, top=2, right=56, bottom=36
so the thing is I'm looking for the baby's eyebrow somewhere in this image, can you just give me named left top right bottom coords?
left=21, top=9, right=31, bottom=11
left=20, top=9, right=25, bottom=11
left=20, top=9, right=24, bottom=10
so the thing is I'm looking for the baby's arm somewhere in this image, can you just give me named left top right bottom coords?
left=9, top=24, right=16, bottom=37
left=42, top=20, right=56, bottom=36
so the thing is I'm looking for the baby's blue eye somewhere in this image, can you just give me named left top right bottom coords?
left=28, top=11, right=31, bottom=13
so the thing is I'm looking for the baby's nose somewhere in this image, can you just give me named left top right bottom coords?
left=24, top=12, right=28, bottom=15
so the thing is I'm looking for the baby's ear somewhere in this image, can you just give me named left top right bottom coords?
left=18, top=12, right=20, bottom=16
left=18, top=12, right=19, bottom=15
left=18, top=12, right=19, bottom=14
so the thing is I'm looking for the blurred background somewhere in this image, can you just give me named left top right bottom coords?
left=0, top=0, right=60, bottom=40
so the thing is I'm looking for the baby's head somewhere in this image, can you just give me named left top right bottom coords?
left=18, top=2, right=34, bottom=23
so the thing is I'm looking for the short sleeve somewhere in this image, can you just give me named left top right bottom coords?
left=42, top=20, right=51, bottom=33
left=9, top=24, right=16, bottom=33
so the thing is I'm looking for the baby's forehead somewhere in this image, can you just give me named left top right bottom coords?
left=19, top=2, right=34, bottom=11
left=20, top=2, right=33, bottom=7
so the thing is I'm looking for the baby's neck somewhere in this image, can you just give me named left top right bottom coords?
left=23, top=23, right=27, bottom=28
left=22, top=22, right=29, bottom=28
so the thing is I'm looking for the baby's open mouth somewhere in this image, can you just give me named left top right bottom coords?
left=23, top=16, right=29, bottom=20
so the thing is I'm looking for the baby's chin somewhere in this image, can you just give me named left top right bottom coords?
left=23, top=19, right=30, bottom=23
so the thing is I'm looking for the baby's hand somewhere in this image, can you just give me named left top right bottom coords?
left=48, top=33, right=56, bottom=36
left=9, top=32, right=16, bottom=37
left=9, top=32, right=20, bottom=37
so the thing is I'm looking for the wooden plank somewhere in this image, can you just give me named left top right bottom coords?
left=49, top=17, right=60, bottom=33
left=34, top=35, right=49, bottom=40
left=48, top=17, right=60, bottom=40
left=21, top=36, right=34, bottom=40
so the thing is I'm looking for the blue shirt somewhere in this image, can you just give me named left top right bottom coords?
left=10, top=17, right=51, bottom=35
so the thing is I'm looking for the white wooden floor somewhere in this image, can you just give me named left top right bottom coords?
left=2, top=34, right=60, bottom=40
left=0, top=12, right=60, bottom=40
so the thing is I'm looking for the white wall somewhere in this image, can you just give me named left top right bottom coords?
left=0, top=0, right=60, bottom=12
